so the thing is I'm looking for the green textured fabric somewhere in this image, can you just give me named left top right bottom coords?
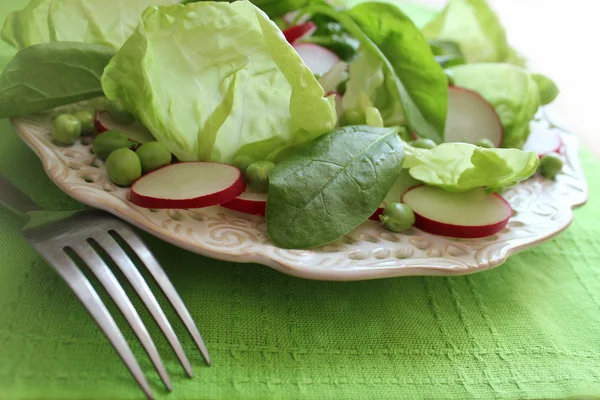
left=1, top=1, right=600, bottom=400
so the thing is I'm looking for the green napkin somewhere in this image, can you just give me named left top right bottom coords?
left=2, top=1, right=600, bottom=400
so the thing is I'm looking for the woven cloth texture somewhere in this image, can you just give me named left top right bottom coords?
left=1, top=1, right=600, bottom=399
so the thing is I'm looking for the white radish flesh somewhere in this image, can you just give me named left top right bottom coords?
left=130, top=162, right=245, bottom=210
left=524, top=126, right=563, bottom=157
left=444, top=86, right=503, bottom=147
left=95, top=111, right=155, bottom=145
left=293, top=43, right=341, bottom=76
left=221, top=190, right=268, bottom=216
left=402, top=186, right=512, bottom=238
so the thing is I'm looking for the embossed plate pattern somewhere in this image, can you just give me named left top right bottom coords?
left=11, top=112, right=588, bottom=281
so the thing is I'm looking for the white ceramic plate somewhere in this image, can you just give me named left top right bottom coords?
left=11, top=111, right=588, bottom=281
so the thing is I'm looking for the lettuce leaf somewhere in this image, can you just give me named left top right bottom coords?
left=182, top=0, right=311, bottom=19
left=2, top=0, right=177, bottom=50
left=422, top=0, right=525, bottom=66
left=342, top=48, right=405, bottom=127
left=101, top=2, right=336, bottom=163
left=404, top=142, right=539, bottom=192
left=449, top=63, right=541, bottom=149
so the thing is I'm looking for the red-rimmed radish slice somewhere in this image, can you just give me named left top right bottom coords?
left=95, top=111, right=155, bottom=145
left=130, top=162, right=245, bottom=210
left=283, top=22, right=317, bottom=44
left=524, top=126, right=563, bottom=157
left=444, top=86, right=503, bottom=147
left=221, top=190, right=268, bottom=216
left=293, top=43, right=341, bottom=76
left=402, top=185, right=512, bottom=239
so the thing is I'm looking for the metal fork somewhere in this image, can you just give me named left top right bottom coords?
left=0, top=175, right=210, bottom=400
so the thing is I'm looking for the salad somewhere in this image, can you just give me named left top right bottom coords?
left=0, top=0, right=563, bottom=250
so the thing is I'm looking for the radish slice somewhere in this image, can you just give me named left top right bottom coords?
left=293, top=43, right=341, bottom=76
left=402, top=186, right=512, bottom=239
left=444, top=86, right=503, bottom=147
left=524, top=126, right=563, bottom=157
left=221, top=190, right=268, bottom=216
left=283, top=22, right=316, bottom=44
left=130, top=162, right=245, bottom=209
left=95, top=111, right=155, bottom=145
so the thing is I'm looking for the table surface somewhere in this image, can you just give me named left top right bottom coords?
left=1, top=2, right=600, bottom=400
left=412, top=0, right=600, bottom=158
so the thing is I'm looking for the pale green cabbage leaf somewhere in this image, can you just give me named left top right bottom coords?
left=422, top=0, right=525, bottom=66
left=101, top=1, right=337, bottom=163
left=1, top=0, right=177, bottom=50
left=404, top=142, right=539, bottom=193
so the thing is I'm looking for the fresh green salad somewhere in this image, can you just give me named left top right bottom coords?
left=0, top=0, right=563, bottom=249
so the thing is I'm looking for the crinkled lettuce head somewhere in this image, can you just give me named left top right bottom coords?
left=101, top=2, right=337, bottom=163
left=449, top=63, right=541, bottom=149
left=404, top=142, right=539, bottom=193
left=1, top=0, right=178, bottom=50
left=422, top=0, right=525, bottom=66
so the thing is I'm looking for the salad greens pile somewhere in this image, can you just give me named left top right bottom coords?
left=0, top=0, right=560, bottom=249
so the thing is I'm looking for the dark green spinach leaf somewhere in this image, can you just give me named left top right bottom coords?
left=0, top=42, right=114, bottom=118
left=306, top=3, right=448, bottom=143
left=266, top=125, right=405, bottom=249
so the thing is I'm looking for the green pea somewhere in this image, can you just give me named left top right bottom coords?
left=136, top=141, right=172, bottom=173
left=93, top=130, right=135, bottom=161
left=539, top=153, right=563, bottom=179
left=107, top=99, right=135, bottom=125
left=444, top=69, right=455, bottom=86
left=379, top=202, right=415, bottom=233
left=106, top=148, right=142, bottom=187
left=73, top=110, right=96, bottom=135
left=339, top=109, right=366, bottom=127
left=411, top=138, right=437, bottom=150
left=53, top=114, right=82, bottom=145
left=245, top=161, right=275, bottom=193
left=476, top=139, right=496, bottom=148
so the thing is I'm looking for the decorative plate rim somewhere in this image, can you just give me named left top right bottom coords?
left=10, top=110, right=589, bottom=281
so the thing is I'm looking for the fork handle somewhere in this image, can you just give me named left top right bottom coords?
left=0, top=174, right=41, bottom=216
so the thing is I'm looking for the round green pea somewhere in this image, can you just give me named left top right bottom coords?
left=245, top=161, right=275, bottom=193
left=379, top=202, right=415, bottom=233
left=411, top=138, right=437, bottom=150
left=107, top=99, right=135, bottom=125
left=53, top=114, right=82, bottom=145
left=476, top=138, right=496, bottom=148
left=106, top=148, right=142, bottom=187
left=73, top=110, right=96, bottom=135
left=93, top=130, right=135, bottom=161
left=539, top=152, right=563, bottom=179
left=136, top=141, right=172, bottom=173
left=339, top=109, right=366, bottom=127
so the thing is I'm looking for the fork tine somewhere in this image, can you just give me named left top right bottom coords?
left=115, top=227, right=211, bottom=365
left=91, top=234, right=194, bottom=377
left=33, top=247, right=155, bottom=400
left=71, top=243, right=172, bottom=391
